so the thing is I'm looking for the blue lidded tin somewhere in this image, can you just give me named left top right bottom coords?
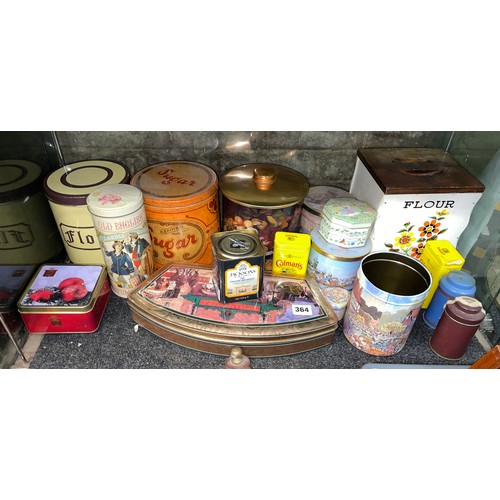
left=423, top=270, right=476, bottom=329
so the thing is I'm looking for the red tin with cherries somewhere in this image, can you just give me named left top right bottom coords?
left=17, top=264, right=110, bottom=334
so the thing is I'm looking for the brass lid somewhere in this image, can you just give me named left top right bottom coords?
left=220, top=163, right=309, bottom=208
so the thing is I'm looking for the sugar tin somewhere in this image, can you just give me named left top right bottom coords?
left=211, top=228, right=266, bottom=303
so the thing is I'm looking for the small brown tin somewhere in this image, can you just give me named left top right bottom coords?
left=211, top=228, right=266, bottom=303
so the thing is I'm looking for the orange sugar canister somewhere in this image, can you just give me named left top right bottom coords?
left=130, top=161, right=220, bottom=270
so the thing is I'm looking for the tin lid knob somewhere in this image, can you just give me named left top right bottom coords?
left=253, top=167, right=276, bottom=190
left=229, top=346, right=244, bottom=364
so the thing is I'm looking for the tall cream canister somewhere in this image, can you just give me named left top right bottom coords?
left=43, top=160, right=130, bottom=265
left=87, top=184, right=154, bottom=298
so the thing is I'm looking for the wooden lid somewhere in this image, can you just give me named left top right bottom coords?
left=357, top=148, right=485, bottom=194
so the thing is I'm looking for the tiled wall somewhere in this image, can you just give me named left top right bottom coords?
left=55, top=131, right=452, bottom=189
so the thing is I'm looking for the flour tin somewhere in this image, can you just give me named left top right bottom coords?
left=307, top=227, right=371, bottom=290
left=0, top=160, right=63, bottom=265
left=319, top=197, right=376, bottom=248
left=130, top=161, right=219, bottom=270
left=271, top=231, right=311, bottom=279
left=349, top=148, right=485, bottom=259
left=211, top=228, right=266, bottom=303
left=87, top=184, right=154, bottom=298
left=17, top=264, right=110, bottom=334
left=220, top=163, right=309, bottom=256
left=343, top=251, right=432, bottom=356
left=43, top=159, right=130, bottom=265
left=299, top=185, right=352, bottom=234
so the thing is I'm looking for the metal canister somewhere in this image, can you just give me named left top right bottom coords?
left=0, top=160, right=63, bottom=264
left=130, top=161, right=219, bottom=270
left=220, top=163, right=309, bottom=256
left=86, top=184, right=154, bottom=298
left=211, top=228, right=266, bottom=303
left=343, top=251, right=432, bottom=356
left=43, top=160, right=130, bottom=265
left=430, top=296, right=486, bottom=360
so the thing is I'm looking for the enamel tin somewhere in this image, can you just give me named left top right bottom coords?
left=17, top=264, right=110, bottom=334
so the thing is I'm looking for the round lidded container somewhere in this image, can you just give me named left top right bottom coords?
left=299, top=185, right=352, bottom=234
left=307, top=227, right=371, bottom=290
left=43, top=160, right=130, bottom=265
left=130, top=161, right=219, bottom=270
left=0, top=160, right=64, bottom=265
left=220, top=163, right=309, bottom=256
left=87, top=184, right=154, bottom=298
left=319, top=197, right=376, bottom=248
left=321, top=286, right=350, bottom=321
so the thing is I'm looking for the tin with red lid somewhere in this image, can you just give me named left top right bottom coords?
left=17, top=264, right=110, bottom=334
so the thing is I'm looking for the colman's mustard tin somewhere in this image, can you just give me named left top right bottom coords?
left=211, top=228, right=266, bottom=303
left=0, top=160, right=63, bottom=265
left=271, top=231, right=311, bottom=279
left=130, top=161, right=219, bottom=270
left=43, top=160, right=130, bottom=265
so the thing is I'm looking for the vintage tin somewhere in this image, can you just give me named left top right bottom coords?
left=0, top=160, right=63, bottom=265
left=343, top=251, right=432, bottom=356
left=87, top=184, right=154, bottom=298
left=299, top=185, right=352, bottom=234
left=419, top=239, right=465, bottom=308
left=211, top=228, right=266, bottom=303
left=349, top=148, right=485, bottom=259
left=321, top=286, right=350, bottom=321
left=130, top=161, right=219, bottom=270
left=307, top=227, right=371, bottom=290
left=319, top=197, right=376, bottom=248
left=220, top=163, right=309, bottom=256
left=271, top=231, right=311, bottom=279
left=430, top=296, right=486, bottom=360
left=43, top=159, right=130, bottom=265
left=17, top=264, right=110, bottom=334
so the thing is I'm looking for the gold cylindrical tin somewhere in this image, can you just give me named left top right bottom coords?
left=130, top=161, right=219, bottom=270
left=43, top=160, right=130, bottom=265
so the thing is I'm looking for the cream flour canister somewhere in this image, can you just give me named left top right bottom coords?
left=130, top=161, right=219, bottom=270
left=0, top=160, right=63, bottom=265
left=43, top=160, right=130, bottom=265
left=87, top=184, right=154, bottom=298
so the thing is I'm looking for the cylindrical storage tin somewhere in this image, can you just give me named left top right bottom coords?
left=130, top=161, right=219, bottom=270
left=299, top=185, right=352, bottom=234
left=307, top=227, right=371, bottom=290
left=423, top=270, right=476, bottom=329
left=321, top=286, right=350, bottom=321
left=87, top=184, right=154, bottom=298
left=343, top=251, right=432, bottom=356
left=17, top=264, right=110, bottom=334
left=429, top=296, right=486, bottom=360
left=220, top=163, right=309, bottom=256
left=43, top=160, right=130, bottom=265
left=0, top=160, right=63, bottom=265
left=211, top=228, right=266, bottom=303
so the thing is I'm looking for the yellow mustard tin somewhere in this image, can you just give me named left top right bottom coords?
left=271, top=231, right=311, bottom=279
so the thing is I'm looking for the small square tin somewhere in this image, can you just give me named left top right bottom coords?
left=319, top=197, right=376, bottom=248
left=17, top=264, right=110, bottom=334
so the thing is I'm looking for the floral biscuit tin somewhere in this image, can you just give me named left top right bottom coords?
left=87, top=184, right=154, bottom=298
left=307, top=227, right=371, bottom=291
left=17, top=264, right=110, bottom=334
left=43, top=159, right=130, bottom=265
left=130, top=161, right=219, bottom=270
left=319, top=197, right=376, bottom=248
left=0, top=160, right=63, bottom=265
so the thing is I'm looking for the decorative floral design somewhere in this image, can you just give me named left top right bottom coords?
left=98, top=193, right=122, bottom=205
left=385, top=210, right=449, bottom=259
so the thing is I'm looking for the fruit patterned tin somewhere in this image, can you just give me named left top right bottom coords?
left=130, top=161, right=219, bottom=270
left=220, top=164, right=309, bottom=256
left=271, top=231, right=311, bottom=279
left=349, top=148, right=485, bottom=259
left=86, top=184, right=154, bottom=298
left=318, top=197, right=376, bottom=248
left=307, top=227, right=371, bottom=291
left=299, top=185, right=352, bottom=234
left=0, top=160, right=63, bottom=265
left=211, top=228, right=266, bottom=303
left=43, top=159, right=130, bottom=265
left=17, top=264, right=110, bottom=334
